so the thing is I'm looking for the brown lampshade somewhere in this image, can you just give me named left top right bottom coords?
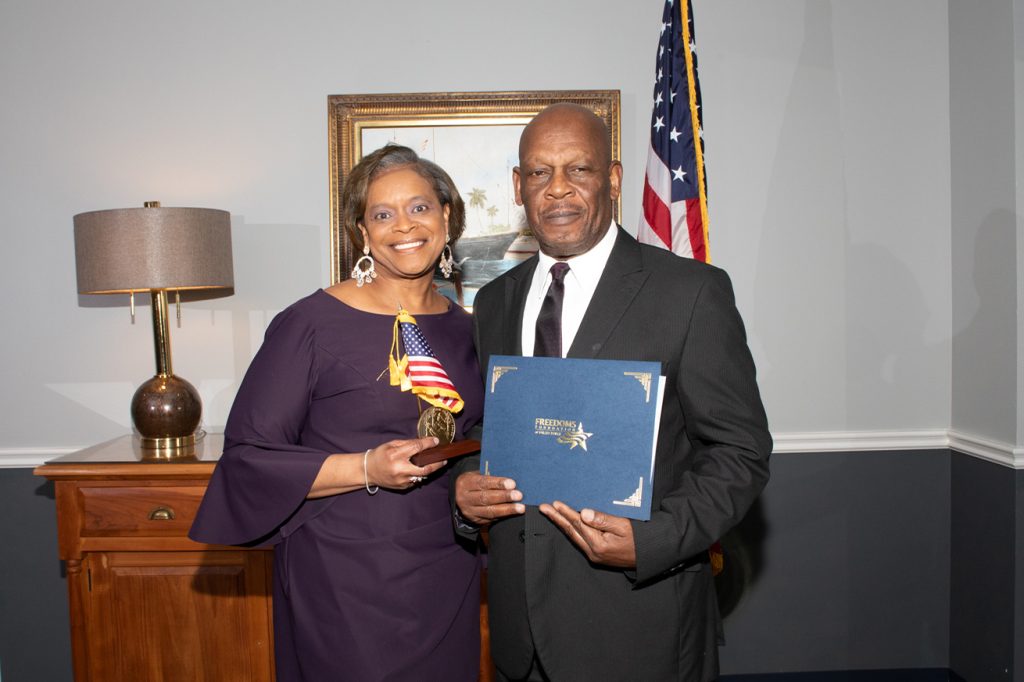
left=72, top=203, right=234, bottom=455
left=73, top=206, right=234, bottom=293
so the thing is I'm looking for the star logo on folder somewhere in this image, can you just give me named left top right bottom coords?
left=556, top=422, right=593, bottom=451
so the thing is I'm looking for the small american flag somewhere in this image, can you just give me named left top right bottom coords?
left=388, top=309, right=464, bottom=413
left=638, top=0, right=710, bottom=262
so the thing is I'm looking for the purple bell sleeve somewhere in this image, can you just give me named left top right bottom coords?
left=190, top=307, right=337, bottom=547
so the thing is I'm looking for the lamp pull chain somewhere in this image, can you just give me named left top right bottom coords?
left=130, top=291, right=135, bottom=323
left=176, top=290, right=181, bottom=328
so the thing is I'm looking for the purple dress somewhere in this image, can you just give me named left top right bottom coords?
left=190, top=290, right=483, bottom=682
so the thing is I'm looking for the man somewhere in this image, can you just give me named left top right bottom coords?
left=454, top=103, right=771, bottom=681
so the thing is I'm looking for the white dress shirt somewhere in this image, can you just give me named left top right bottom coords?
left=520, top=222, right=618, bottom=357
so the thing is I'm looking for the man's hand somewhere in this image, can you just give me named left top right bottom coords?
left=539, top=501, right=636, bottom=568
left=454, top=472, right=525, bottom=526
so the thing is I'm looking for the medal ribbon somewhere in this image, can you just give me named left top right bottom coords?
left=389, top=308, right=464, bottom=413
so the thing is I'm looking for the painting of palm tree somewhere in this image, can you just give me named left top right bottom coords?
left=467, top=188, right=487, bottom=231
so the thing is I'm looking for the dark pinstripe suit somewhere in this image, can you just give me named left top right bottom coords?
left=457, top=227, right=771, bottom=681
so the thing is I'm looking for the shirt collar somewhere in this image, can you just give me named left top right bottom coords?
left=533, top=221, right=618, bottom=295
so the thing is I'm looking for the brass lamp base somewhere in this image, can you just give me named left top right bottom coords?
left=138, top=431, right=205, bottom=461
left=131, top=373, right=203, bottom=452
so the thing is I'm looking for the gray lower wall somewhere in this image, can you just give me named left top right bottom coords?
left=949, top=454, right=1016, bottom=681
left=1017, top=471, right=1024, bottom=682
left=2, top=449, right=1020, bottom=678
left=0, top=468, right=72, bottom=682
left=719, top=450, right=951, bottom=674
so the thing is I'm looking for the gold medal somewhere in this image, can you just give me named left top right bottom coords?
left=416, top=405, right=455, bottom=445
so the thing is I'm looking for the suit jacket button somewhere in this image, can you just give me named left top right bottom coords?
left=518, top=530, right=526, bottom=543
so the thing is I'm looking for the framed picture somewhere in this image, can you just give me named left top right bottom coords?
left=327, top=90, right=621, bottom=306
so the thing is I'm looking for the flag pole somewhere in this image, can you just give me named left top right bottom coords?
left=679, top=0, right=710, bottom=263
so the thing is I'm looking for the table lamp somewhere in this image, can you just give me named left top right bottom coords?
left=73, top=202, right=234, bottom=453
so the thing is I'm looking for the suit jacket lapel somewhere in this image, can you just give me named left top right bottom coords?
left=567, top=227, right=649, bottom=359
left=501, top=256, right=537, bottom=355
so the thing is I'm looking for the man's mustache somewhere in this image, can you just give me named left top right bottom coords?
left=541, top=204, right=585, bottom=219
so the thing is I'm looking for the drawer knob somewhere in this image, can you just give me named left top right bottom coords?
left=149, top=506, right=176, bottom=521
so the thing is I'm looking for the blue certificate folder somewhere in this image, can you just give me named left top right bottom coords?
left=481, top=355, right=665, bottom=521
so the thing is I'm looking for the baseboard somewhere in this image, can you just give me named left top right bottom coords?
left=771, top=430, right=948, bottom=454
left=947, top=429, right=1024, bottom=469
left=772, top=428, right=1022, bottom=470
left=3, top=431, right=951, bottom=468
left=0, top=447, right=79, bottom=469
left=721, top=668, right=954, bottom=681
left=3, top=429, right=1021, bottom=469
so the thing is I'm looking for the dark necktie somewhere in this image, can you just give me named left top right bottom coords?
left=533, top=262, right=570, bottom=357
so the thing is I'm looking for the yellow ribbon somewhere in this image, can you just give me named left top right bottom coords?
left=389, top=309, right=414, bottom=391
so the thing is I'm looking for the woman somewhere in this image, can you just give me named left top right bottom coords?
left=190, top=145, right=482, bottom=681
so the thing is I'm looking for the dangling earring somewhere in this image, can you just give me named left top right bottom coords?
left=439, top=236, right=455, bottom=279
left=351, top=243, right=377, bottom=287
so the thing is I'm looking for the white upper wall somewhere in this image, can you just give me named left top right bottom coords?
left=949, top=0, right=1020, bottom=447
left=0, top=0, right=953, bottom=449
left=701, top=1, right=952, bottom=434
left=1016, top=0, right=1024, bottom=451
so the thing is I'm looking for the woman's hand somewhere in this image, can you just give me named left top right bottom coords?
left=307, top=436, right=445, bottom=498
left=364, top=436, right=445, bottom=490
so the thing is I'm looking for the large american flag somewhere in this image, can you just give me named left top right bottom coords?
left=638, top=0, right=710, bottom=262
left=396, top=311, right=464, bottom=412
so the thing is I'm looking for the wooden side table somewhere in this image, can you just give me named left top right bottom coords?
left=35, top=435, right=275, bottom=682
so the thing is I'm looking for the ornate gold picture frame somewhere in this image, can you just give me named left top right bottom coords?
left=327, top=90, right=621, bottom=300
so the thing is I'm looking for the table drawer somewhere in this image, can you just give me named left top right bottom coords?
left=78, top=486, right=204, bottom=536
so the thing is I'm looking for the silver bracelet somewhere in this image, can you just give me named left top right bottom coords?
left=363, top=449, right=379, bottom=495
